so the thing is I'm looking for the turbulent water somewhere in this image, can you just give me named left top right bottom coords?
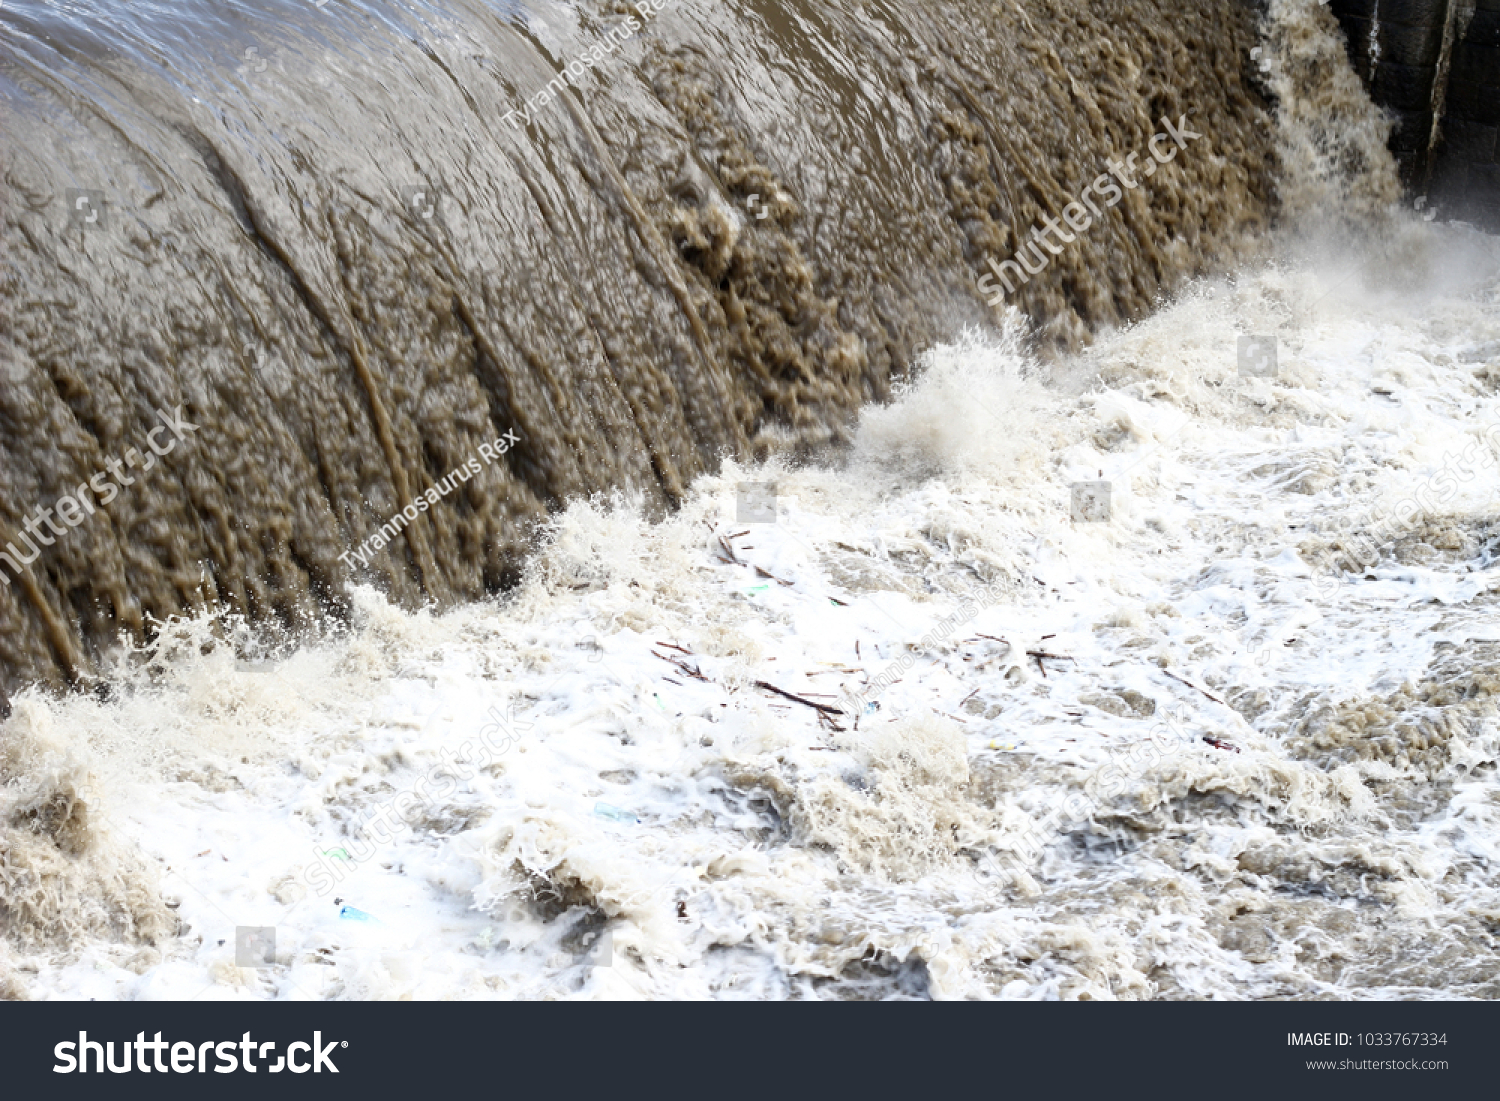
left=3, top=0, right=1500, bottom=1000
left=0, top=0, right=1274, bottom=694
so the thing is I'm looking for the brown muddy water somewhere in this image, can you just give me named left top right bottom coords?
left=4, top=0, right=1500, bottom=1005
left=0, top=0, right=1277, bottom=696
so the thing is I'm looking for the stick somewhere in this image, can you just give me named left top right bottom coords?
left=1026, top=650, right=1074, bottom=678
left=655, top=641, right=692, bottom=655
left=1163, top=670, right=1228, bottom=707
left=652, top=650, right=709, bottom=681
left=754, top=680, right=845, bottom=715
left=717, top=536, right=793, bottom=587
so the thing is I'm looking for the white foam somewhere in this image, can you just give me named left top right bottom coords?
left=4, top=216, right=1498, bottom=999
left=7, top=0, right=1500, bottom=995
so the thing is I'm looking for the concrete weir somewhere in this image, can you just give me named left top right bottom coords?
left=0, top=0, right=1280, bottom=697
left=1330, top=0, right=1500, bottom=226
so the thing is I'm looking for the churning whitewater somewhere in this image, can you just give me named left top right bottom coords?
left=2, top=0, right=1499, bottom=1000
left=4, top=231, right=1499, bottom=999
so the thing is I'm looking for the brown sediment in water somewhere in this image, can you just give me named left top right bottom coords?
left=0, top=0, right=1282, bottom=695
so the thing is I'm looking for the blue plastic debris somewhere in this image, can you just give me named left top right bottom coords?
left=593, top=802, right=639, bottom=824
left=338, top=905, right=377, bottom=923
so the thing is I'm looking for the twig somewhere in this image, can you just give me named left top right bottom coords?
left=717, top=535, right=793, bottom=586
left=754, top=680, right=844, bottom=715
left=652, top=650, right=709, bottom=681
left=1163, top=670, right=1228, bottom=707
left=655, top=641, right=692, bottom=655
left=1027, top=650, right=1075, bottom=678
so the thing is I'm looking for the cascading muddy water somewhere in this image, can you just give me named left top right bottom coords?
left=0, top=0, right=1278, bottom=697
left=1260, top=0, right=1404, bottom=226
left=5, top=0, right=1500, bottom=1002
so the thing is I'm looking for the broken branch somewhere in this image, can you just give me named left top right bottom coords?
left=754, top=680, right=845, bottom=715
left=1163, top=670, right=1228, bottom=707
